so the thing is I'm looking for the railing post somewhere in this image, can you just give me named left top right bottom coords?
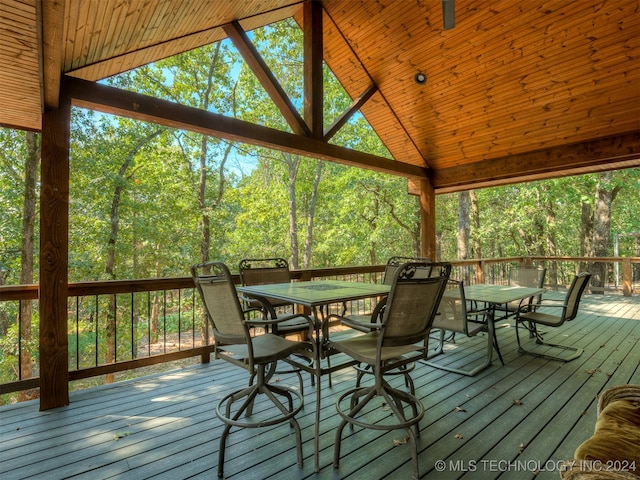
left=296, top=270, right=313, bottom=316
left=622, top=258, right=632, bottom=297
left=475, top=260, right=485, bottom=284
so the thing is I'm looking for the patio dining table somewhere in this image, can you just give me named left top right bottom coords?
left=236, top=279, right=390, bottom=472
left=447, top=284, right=545, bottom=365
left=237, top=279, right=390, bottom=344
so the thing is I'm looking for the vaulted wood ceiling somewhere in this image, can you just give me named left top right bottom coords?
left=1, top=0, right=639, bottom=192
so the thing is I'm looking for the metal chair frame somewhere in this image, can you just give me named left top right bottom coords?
left=192, top=261, right=317, bottom=478
left=515, top=272, right=591, bottom=361
left=327, top=261, right=451, bottom=480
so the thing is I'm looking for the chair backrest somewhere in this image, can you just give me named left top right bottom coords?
left=383, top=256, right=433, bottom=284
left=431, top=279, right=469, bottom=334
left=381, top=262, right=450, bottom=346
left=239, top=257, right=291, bottom=285
left=191, top=261, right=247, bottom=345
left=509, top=265, right=546, bottom=289
left=563, top=272, right=591, bottom=321
left=238, top=257, right=292, bottom=309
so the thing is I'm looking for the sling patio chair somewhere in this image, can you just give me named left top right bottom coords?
left=424, top=279, right=492, bottom=376
left=497, top=264, right=547, bottom=321
left=326, top=261, right=451, bottom=480
left=515, top=272, right=591, bottom=361
left=191, top=261, right=318, bottom=478
left=238, top=257, right=312, bottom=336
left=338, top=256, right=434, bottom=393
left=344, top=255, right=433, bottom=327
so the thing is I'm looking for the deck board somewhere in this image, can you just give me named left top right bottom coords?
left=1, top=293, right=639, bottom=480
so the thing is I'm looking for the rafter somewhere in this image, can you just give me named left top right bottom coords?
left=222, top=20, right=311, bottom=137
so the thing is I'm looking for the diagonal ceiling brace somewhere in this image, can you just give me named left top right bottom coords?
left=222, top=20, right=311, bottom=137
left=324, top=84, right=378, bottom=141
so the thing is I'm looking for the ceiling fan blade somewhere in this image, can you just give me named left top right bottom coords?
left=442, top=0, right=455, bottom=30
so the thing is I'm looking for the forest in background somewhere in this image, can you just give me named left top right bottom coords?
left=1, top=18, right=638, bottom=288
left=1, top=17, right=639, bottom=400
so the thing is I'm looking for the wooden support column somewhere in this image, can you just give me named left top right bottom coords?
left=622, top=257, right=632, bottom=297
left=419, top=180, right=436, bottom=260
left=304, top=0, right=323, bottom=138
left=39, top=94, right=71, bottom=410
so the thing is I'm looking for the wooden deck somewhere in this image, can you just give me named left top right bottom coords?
left=2, top=292, right=639, bottom=480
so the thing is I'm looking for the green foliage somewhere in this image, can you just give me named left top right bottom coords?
left=1, top=17, right=640, bottom=393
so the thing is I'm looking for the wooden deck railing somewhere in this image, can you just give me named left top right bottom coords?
left=1, top=256, right=638, bottom=401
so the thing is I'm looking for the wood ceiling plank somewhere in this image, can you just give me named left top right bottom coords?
left=92, top=0, right=128, bottom=64
left=62, top=0, right=77, bottom=70
left=84, top=0, right=109, bottom=66
left=68, top=1, right=90, bottom=71
left=67, top=5, right=300, bottom=81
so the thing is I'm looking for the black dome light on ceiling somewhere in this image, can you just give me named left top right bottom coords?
left=414, top=73, right=427, bottom=84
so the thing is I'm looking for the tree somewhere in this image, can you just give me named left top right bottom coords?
left=591, top=171, right=623, bottom=292
left=17, top=131, right=39, bottom=400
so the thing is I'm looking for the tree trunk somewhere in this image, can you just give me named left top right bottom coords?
left=197, top=42, right=227, bottom=267
left=579, top=200, right=593, bottom=275
left=198, top=136, right=211, bottom=266
left=591, top=171, right=622, bottom=293
left=544, top=186, right=558, bottom=287
left=457, top=191, right=470, bottom=259
left=0, top=269, right=7, bottom=337
left=470, top=189, right=481, bottom=259
left=303, top=161, right=323, bottom=268
left=285, top=154, right=300, bottom=269
left=105, top=130, right=162, bottom=383
left=18, top=131, right=39, bottom=401
left=457, top=191, right=471, bottom=283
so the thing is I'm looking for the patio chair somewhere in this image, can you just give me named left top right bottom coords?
left=339, top=256, right=433, bottom=392
left=238, top=257, right=309, bottom=336
left=345, top=255, right=432, bottom=326
left=424, top=279, right=492, bottom=376
left=239, top=257, right=323, bottom=386
left=498, top=264, right=546, bottom=320
left=191, top=261, right=317, bottom=478
left=515, top=272, right=591, bottom=361
left=240, top=256, right=346, bottom=328
left=327, top=261, right=451, bottom=480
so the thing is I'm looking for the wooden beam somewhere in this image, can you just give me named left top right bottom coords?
left=64, top=76, right=428, bottom=179
left=430, top=132, right=640, bottom=192
left=304, top=0, right=323, bottom=139
left=324, top=84, right=377, bottom=141
left=222, top=21, right=311, bottom=137
left=41, top=0, right=65, bottom=109
left=419, top=180, right=436, bottom=260
left=39, top=95, right=71, bottom=410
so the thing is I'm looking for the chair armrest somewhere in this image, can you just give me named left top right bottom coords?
left=246, top=312, right=316, bottom=329
left=242, top=306, right=266, bottom=318
left=341, top=316, right=382, bottom=332
left=240, top=293, right=280, bottom=318
left=517, top=298, right=567, bottom=314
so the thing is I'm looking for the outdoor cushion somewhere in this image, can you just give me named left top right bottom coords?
left=561, top=385, right=639, bottom=479
left=573, top=398, right=639, bottom=475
